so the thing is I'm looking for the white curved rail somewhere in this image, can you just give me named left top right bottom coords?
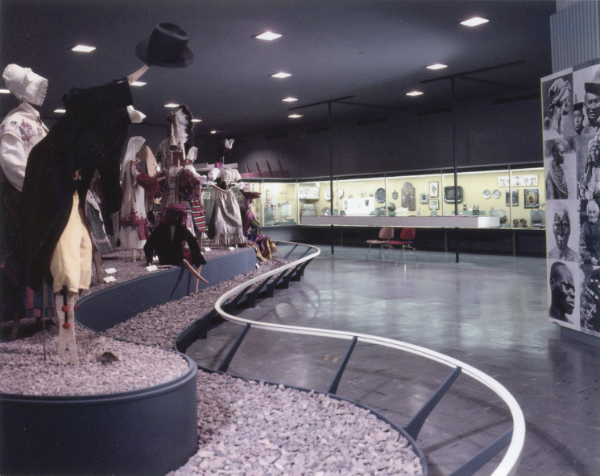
left=214, top=241, right=525, bottom=476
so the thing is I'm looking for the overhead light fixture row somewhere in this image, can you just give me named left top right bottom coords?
left=164, top=103, right=180, bottom=108
left=406, top=91, right=423, bottom=97
left=192, top=119, right=202, bottom=123
left=254, top=31, right=282, bottom=41
left=288, top=114, right=303, bottom=119
left=270, top=72, right=291, bottom=79
left=282, top=97, right=298, bottom=102
left=0, top=89, right=10, bottom=94
left=54, top=109, right=66, bottom=114
left=71, top=45, right=96, bottom=53
left=460, top=17, right=489, bottom=27
left=131, top=81, right=146, bottom=87
left=426, top=64, right=447, bottom=70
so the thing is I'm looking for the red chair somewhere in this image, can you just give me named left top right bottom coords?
left=385, top=228, right=418, bottom=263
left=365, top=227, right=394, bottom=260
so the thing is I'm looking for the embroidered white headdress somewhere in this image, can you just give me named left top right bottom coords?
left=120, top=136, right=146, bottom=182
left=2, top=64, right=48, bottom=106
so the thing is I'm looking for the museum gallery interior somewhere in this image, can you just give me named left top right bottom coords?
left=0, top=1, right=599, bottom=476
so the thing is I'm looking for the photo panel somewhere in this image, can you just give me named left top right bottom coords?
left=578, top=264, right=600, bottom=336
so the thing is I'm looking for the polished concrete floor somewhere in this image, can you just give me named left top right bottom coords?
left=187, top=246, right=600, bottom=476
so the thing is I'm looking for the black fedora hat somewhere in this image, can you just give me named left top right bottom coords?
left=136, top=23, right=193, bottom=68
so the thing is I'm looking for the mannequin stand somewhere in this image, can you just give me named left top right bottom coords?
left=56, top=286, right=79, bottom=364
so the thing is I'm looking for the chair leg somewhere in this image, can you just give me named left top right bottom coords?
left=366, top=244, right=372, bottom=261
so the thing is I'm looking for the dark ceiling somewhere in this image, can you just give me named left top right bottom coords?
left=1, top=0, right=556, bottom=137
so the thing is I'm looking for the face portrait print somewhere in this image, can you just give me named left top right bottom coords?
left=554, top=210, right=570, bottom=250
left=549, top=262, right=576, bottom=322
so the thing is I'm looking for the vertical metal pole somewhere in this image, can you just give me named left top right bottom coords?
left=451, top=77, right=459, bottom=263
left=329, top=101, right=334, bottom=255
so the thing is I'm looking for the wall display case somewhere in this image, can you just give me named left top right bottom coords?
left=240, top=165, right=545, bottom=231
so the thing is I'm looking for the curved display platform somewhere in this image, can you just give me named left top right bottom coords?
left=0, top=249, right=257, bottom=476
left=0, top=354, right=198, bottom=476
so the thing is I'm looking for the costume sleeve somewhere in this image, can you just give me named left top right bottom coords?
left=0, top=132, right=27, bottom=191
left=134, top=163, right=160, bottom=198
left=208, top=168, right=220, bottom=181
left=185, top=228, right=206, bottom=266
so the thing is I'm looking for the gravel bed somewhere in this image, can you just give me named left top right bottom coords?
left=168, top=372, right=423, bottom=476
left=1, top=246, right=424, bottom=475
left=103, top=256, right=290, bottom=348
left=0, top=324, right=188, bottom=396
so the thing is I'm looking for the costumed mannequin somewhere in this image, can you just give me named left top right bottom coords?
left=207, top=139, right=246, bottom=247
left=0, top=64, right=56, bottom=338
left=240, top=190, right=278, bottom=261
left=14, top=23, right=193, bottom=364
left=144, top=203, right=208, bottom=292
left=119, top=138, right=160, bottom=261
left=154, top=105, right=205, bottom=235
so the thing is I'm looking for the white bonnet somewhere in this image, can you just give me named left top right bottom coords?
left=2, top=64, right=48, bottom=106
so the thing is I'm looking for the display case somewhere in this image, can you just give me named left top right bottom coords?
left=238, top=164, right=544, bottom=230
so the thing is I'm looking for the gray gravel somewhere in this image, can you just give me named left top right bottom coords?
left=0, top=246, right=423, bottom=475
left=168, top=372, right=423, bottom=476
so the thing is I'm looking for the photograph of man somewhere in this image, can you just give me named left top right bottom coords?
left=574, top=102, right=585, bottom=135
left=580, top=268, right=600, bottom=333
left=573, top=64, right=600, bottom=135
left=549, top=262, right=575, bottom=322
left=546, top=139, right=571, bottom=199
left=579, top=200, right=600, bottom=265
left=583, top=73, right=600, bottom=134
left=578, top=134, right=600, bottom=199
left=543, top=76, right=572, bottom=139
left=548, top=203, right=577, bottom=262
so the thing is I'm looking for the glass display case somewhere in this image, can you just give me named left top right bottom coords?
left=239, top=164, right=545, bottom=230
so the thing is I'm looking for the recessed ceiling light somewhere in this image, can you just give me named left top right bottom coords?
left=460, top=17, right=489, bottom=27
left=131, top=81, right=146, bottom=87
left=270, top=72, right=291, bottom=79
left=192, top=119, right=202, bottom=123
left=426, top=64, right=447, bottom=70
left=164, top=103, right=180, bottom=108
left=282, top=97, right=298, bottom=102
left=211, top=130, right=217, bottom=134
left=288, top=114, right=303, bottom=119
left=406, top=91, right=423, bottom=97
left=255, top=31, right=282, bottom=41
left=54, top=109, right=66, bottom=114
left=0, top=89, right=10, bottom=94
left=71, top=45, right=96, bottom=53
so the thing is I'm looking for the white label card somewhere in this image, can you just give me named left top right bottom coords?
left=204, top=247, right=211, bottom=252
left=103, top=276, right=117, bottom=283
left=105, top=268, right=117, bottom=274
left=146, top=265, right=158, bottom=272
left=228, top=246, right=235, bottom=251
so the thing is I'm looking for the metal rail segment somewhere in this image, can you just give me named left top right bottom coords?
left=196, top=241, right=525, bottom=476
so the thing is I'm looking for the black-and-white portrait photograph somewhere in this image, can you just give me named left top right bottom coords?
left=542, top=70, right=574, bottom=140
left=547, top=200, right=578, bottom=263
left=545, top=137, right=576, bottom=200
left=579, top=267, right=600, bottom=334
left=548, top=261, right=576, bottom=325
left=578, top=198, right=600, bottom=265
left=576, top=132, right=600, bottom=199
left=573, top=60, right=600, bottom=136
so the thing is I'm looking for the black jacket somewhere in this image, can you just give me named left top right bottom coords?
left=144, top=224, right=206, bottom=267
left=16, top=80, right=133, bottom=291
